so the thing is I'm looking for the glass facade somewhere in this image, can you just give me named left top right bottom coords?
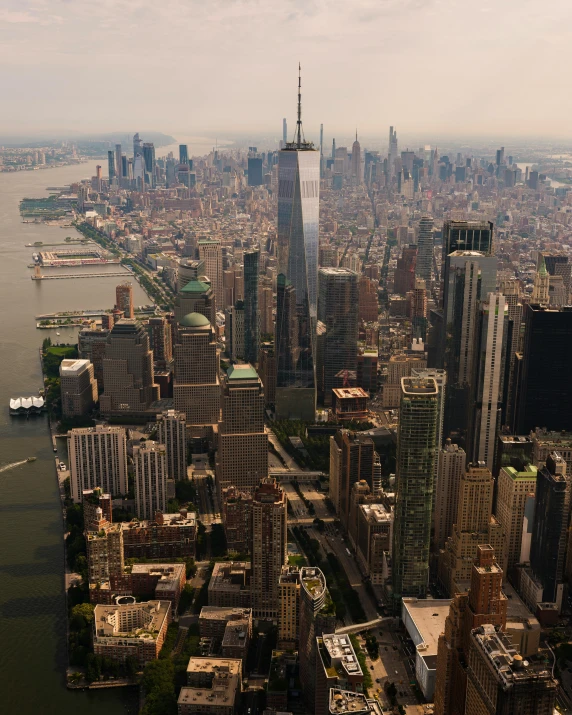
left=243, top=249, right=259, bottom=364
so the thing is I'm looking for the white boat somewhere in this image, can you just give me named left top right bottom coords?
left=56, top=331, right=60, bottom=336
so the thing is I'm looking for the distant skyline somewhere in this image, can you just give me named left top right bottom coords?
left=1, top=0, right=571, bottom=137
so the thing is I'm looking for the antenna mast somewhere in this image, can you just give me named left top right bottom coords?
left=296, top=62, right=302, bottom=149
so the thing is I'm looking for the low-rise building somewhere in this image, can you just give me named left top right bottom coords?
left=331, top=387, right=369, bottom=421
left=208, top=562, right=252, bottom=608
left=329, top=689, right=384, bottom=715
left=178, top=657, right=242, bottom=715
left=93, top=600, right=171, bottom=664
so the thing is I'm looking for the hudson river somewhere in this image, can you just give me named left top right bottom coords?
left=0, top=161, right=147, bottom=714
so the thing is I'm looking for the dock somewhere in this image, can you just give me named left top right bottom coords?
left=32, top=272, right=130, bottom=280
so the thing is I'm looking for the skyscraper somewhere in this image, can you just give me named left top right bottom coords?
left=115, top=144, right=122, bottom=183
left=441, top=220, right=493, bottom=267
left=282, top=117, right=287, bottom=146
left=388, top=126, right=398, bottom=175
left=142, top=142, right=155, bottom=185
left=317, top=268, right=358, bottom=405
left=216, top=364, right=268, bottom=495
left=59, top=358, right=98, bottom=418
left=107, top=150, right=115, bottom=181
left=156, top=409, right=187, bottom=482
left=515, top=304, right=572, bottom=434
left=133, top=441, right=169, bottom=520
left=198, top=239, right=224, bottom=310
left=392, top=377, right=439, bottom=602
left=243, top=250, right=260, bottom=364
left=415, top=216, right=434, bottom=284
left=99, top=320, right=160, bottom=418
left=247, top=156, right=263, bottom=186
left=433, top=440, right=466, bottom=550
left=468, top=293, right=508, bottom=472
left=69, top=425, right=128, bottom=502
left=329, top=430, right=375, bottom=528
left=175, top=278, right=216, bottom=327
left=251, top=478, right=287, bottom=619
left=275, top=66, right=320, bottom=421
left=179, top=144, right=189, bottom=165
left=173, top=313, right=220, bottom=436
left=148, top=316, right=173, bottom=369
left=115, top=282, right=134, bottom=319
left=350, top=131, right=361, bottom=184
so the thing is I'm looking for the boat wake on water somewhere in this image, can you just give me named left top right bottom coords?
left=0, top=460, right=31, bottom=473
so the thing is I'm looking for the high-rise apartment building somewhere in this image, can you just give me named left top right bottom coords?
left=133, top=440, right=170, bottom=520
left=69, top=425, right=128, bottom=502
left=515, top=304, right=572, bottom=434
left=251, top=478, right=287, bottom=619
left=317, top=268, right=358, bottom=405
left=442, top=220, right=494, bottom=266
left=394, top=245, right=417, bottom=295
left=329, top=430, right=375, bottom=529
left=298, top=567, right=337, bottom=710
left=495, top=464, right=538, bottom=576
left=173, top=313, right=220, bottom=435
left=392, top=377, right=439, bottom=602
left=221, top=486, right=253, bottom=555
left=465, top=625, right=556, bottom=715
left=99, top=320, right=159, bottom=418
left=156, top=409, right=187, bottom=482
left=198, top=239, right=224, bottom=310
left=243, top=249, right=260, bottom=364
left=78, top=328, right=109, bottom=387
left=434, top=545, right=508, bottom=715
left=438, top=464, right=503, bottom=597
left=468, top=293, right=508, bottom=472
left=278, top=566, right=300, bottom=648
left=275, top=70, right=320, bottom=421
left=115, top=282, right=134, bottom=319
left=415, top=216, right=434, bottom=284
left=59, top=358, right=98, bottom=418
left=216, top=364, right=268, bottom=495
left=434, top=440, right=466, bottom=550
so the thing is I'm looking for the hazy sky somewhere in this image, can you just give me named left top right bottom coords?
left=1, top=0, right=571, bottom=140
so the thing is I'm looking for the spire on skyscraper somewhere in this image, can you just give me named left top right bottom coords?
left=286, top=63, right=313, bottom=151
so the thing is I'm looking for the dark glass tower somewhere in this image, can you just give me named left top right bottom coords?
left=243, top=249, right=260, bottom=364
left=179, top=144, right=189, bottom=165
left=107, top=150, right=115, bottom=180
left=275, top=66, right=320, bottom=421
left=442, top=219, right=494, bottom=266
left=516, top=304, right=572, bottom=433
left=247, top=157, right=264, bottom=186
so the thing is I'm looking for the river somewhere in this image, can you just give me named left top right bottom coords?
left=0, top=161, right=147, bottom=714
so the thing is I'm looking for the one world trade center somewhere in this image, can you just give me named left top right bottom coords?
left=275, top=66, right=320, bottom=421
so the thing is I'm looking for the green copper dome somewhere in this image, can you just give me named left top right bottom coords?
left=179, top=312, right=210, bottom=328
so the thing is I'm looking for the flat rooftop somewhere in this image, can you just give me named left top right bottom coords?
left=199, top=606, right=252, bottom=621
left=360, top=503, right=393, bottom=524
left=333, top=387, right=369, bottom=399
left=60, top=358, right=91, bottom=375
left=322, top=633, right=363, bottom=677
left=402, top=599, right=450, bottom=657
left=401, top=377, right=438, bottom=395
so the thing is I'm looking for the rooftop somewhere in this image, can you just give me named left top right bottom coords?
left=401, top=376, right=438, bottom=396
left=321, top=633, right=363, bottom=678
left=179, top=657, right=241, bottom=709
left=60, top=358, right=91, bottom=376
left=227, top=363, right=259, bottom=381
left=179, top=311, right=210, bottom=328
left=360, top=503, right=393, bottom=524
left=501, top=465, right=538, bottom=480
left=329, top=689, right=376, bottom=714
left=401, top=599, right=450, bottom=658
left=94, top=600, right=170, bottom=642
left=181, top=279, right=211, bottom=294
left=332, top=387, right=369, bottom=399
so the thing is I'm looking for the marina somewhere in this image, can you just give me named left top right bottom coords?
left=32, top=271, right=131, bottom=280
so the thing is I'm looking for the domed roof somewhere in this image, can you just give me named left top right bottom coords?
left=179, top=312, right=210, bottom=328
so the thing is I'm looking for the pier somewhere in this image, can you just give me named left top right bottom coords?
left=32, top=271, right=130, bottom=280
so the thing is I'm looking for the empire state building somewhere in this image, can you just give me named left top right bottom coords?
left=275, top=66, right=320, bottom=421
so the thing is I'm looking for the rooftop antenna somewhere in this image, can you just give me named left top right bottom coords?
left=296, top=62, right=303, bottom=149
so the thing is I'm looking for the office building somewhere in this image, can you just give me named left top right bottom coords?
left=382, top=353, right=427, bottom=408
left=527, top=453, right=568, bottom=610
left=149, top=316, right=173, bottom=368
left=355, top=502, right=393, bottom=585
left=133, top=441, right=171, bottom=520
left=350, top=132, right=362, bottom=184
left=438, top=463, right=503, bottom=596
left=258, top=342, right=276, bottom=406
left=465, top=625, right=556, bottom=715
left=442, top=220, right=493, bottom=266
left=515, top=305, right=572, bottom=434
left=394, top=245, right=417, bottom=295
left=59, top=358, right=98, bottom=418
left=495, top=435, right=534, bottom=477
left=178, top=658, right=242, bottom=715
left=329, top=430, right=375, bottom=529
left=208, top=562, right=252, bottom=609
left=179, top=144, right=189, bottom=165
left=156, top=409, right=187, bottom=482
left=78, top=328, right=109, bottom=387
left=392, top=377, right=439, bottom=602
left=358, top=275, right=379, bottom=323
left=221, top=486, right=253, bottom=555
left=175, top=278, right=216, bottom=327
left=99, top=320, right=160, bottom=418
left=247, top=156, right=264, bottom=186
left=434, top=545, right=508, bottom=715
left=115, top=143, right=122, bottom=182
left=434, top=440, right=466, bottom=550
left=415, top=216, right=434, bottom=284
left=115, top=282, right=134, bottom=319
left=298, top=567, right=337, bottom=710
left=251, top=478, right=287, bottom=619
left=69, top=425, right=128, bottom=502
left=173, top=313, right=220, bottom=435
left=224, top=302, right=244, bottom=361
left=317, top=268, right=359, bottom=405
left=243, top=249, right=260, bottom=364
left=468, top=293, right=508, bottom=472
left=177, top=258, right=205, bottom=291
left=275, top=70, right=320, bottom=421
left=198, top=239, right=223, bottom=311
left=495, top=464, right=537, bottom=576
left=216, top=364, right=268, bottom=495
